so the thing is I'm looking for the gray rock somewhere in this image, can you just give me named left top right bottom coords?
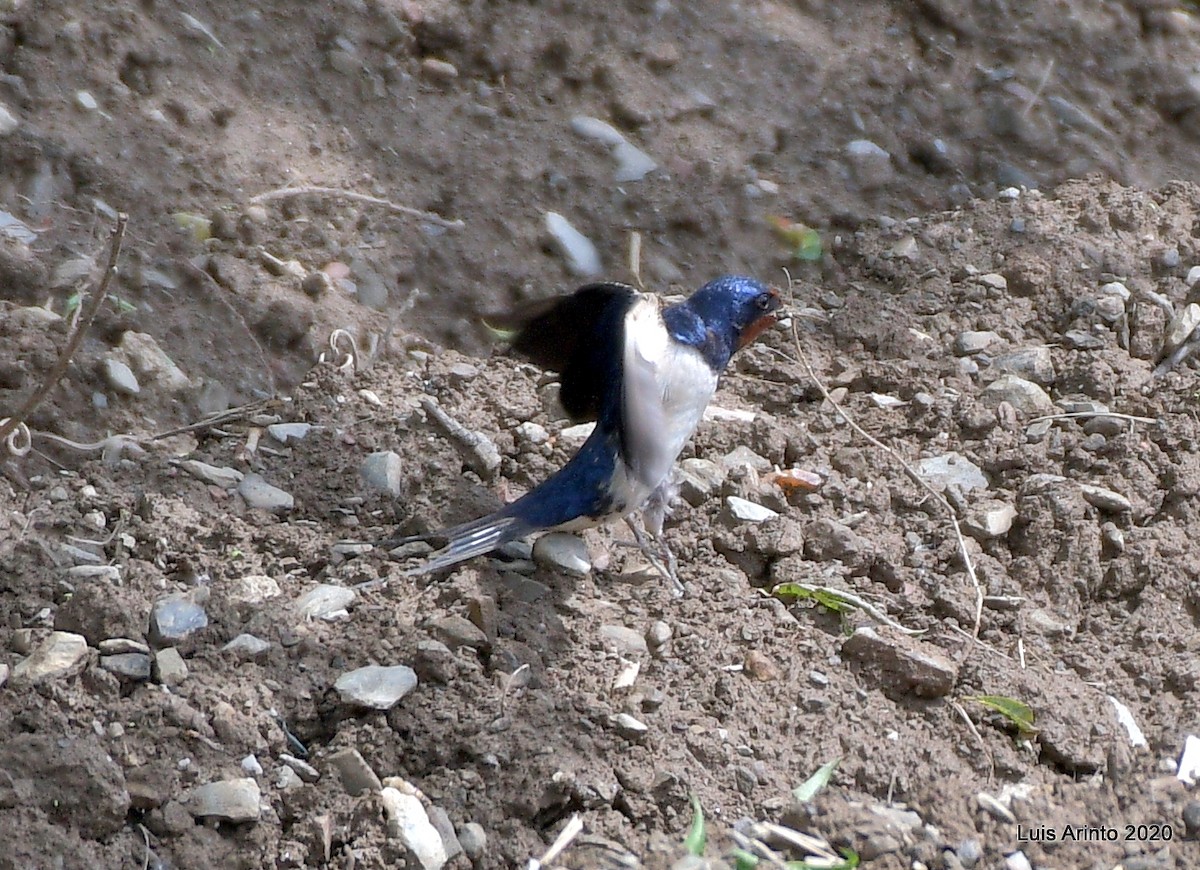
left=335, top=665, right=418, bottom=710
left=803, top=518, right=865, bottom=562
left=189, top=778, right=261, bottom=823
left=222, top=634, right=272, bottom=661
left=916, top=452, right=989, bottom=492
left=179, top=459, right=243, bottom=488
left=544, top=212, right=601, bottom=278
left=381, top=788, right=448, bottom=870
left=612, top=141, right=657, bottom=182
left=102, top=358, right=140, bottom=396
left=328, top=747, right=382, bottom=795
left=1004, top=852, right=1033, bottom=870
left=119, top=332, right=191, bottom=392
left=428, top=805, right=464, bottom=863
left=570, top=115, right=627, bottom=147
left=361, top=451, right=404, bottom=497
left=240, top=754, right=264, bottom=776
left=964, top=504, right=1017, bottom=540
left=413, top=639, right=457, bottom=683
left=457, top=822, right=487, bottom=862
left=981, top=375, right=1055, bottom=415
left=237, top=473, right=294, bottom=513
left=428, top=615, right=489, bottom=652
left=993, top=347, right=1056, bottom=386
left=1079, top=484, right=1133, bottom=513
left=101, top=652, right=152, bottom=681
left=954, top=331, right=1000, bottom=355
left=154, top=647, right=189, bottom=685
left=1163, top=303, right=1200, bottom=355
left=845, top=139, right=894, bottom=188
left=98, top=638, right=150, bottom=655
left=296, top=584, right=356, bottom=620
left=724, top=496, right=778, bottom=523
left=611, top=713, right=649, bottom=741
left=531, top=532, right=591, bottom=574
left=677, top=458, right=725, bottom=506
left=276, top=765, right=303, bottom=790
left=0, top=101, right=18, bottom=135
left=645, top=621, right=672, bottom=649
left=514, top=421, right=549, bottom=445
left=0, top=663, right=8, bottom=687
left=148, top=595, right=208, bottom=646
left=977, top=273, right=1007, bottom=291
left=841, top=626, right=958, bottom=698
left=280, top=754, right=320, bottom=783
left=600, top=624, right=649, bottom=656
left=719, top=445, right=772, bottom=472
left=223, top=573, right=282, bottom=609
left=266, top=422, right=313, bottom=444
left=12, top=631, right=89, bottom=683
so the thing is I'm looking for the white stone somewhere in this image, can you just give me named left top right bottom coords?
left=296, top=584, right=357, bottom=620
left=381, top=788, right=448, bottom=870
left=544, top=212, right=601, bottom=278
left=0, top=101, right=18, bottom=135
left=266, top=422, right=313, bottom=443
left=189, top=778, right=261, bottom=823
left=179, top=459, right=244, bottom=488
left=103, top=358, right=140, bottom=396
left=916, top=452, right=989, bottom=492
left=12, top=631, right=88, bottom=683
left=725, top=496, right=779, bottom=523
left=570, top=115, right=627, bottom=147
left=612, top=141, right=657, bottom=182
left=532, top=532, right=591, bottom=575
left=335, top=665, right=418, bottom=710
left=1163, top=303, right=1200, bottom=355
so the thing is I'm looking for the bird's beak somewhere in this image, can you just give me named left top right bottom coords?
left=736, top=286, right=783, bottom=351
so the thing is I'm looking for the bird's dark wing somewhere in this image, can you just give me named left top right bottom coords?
left=484, top=282, right=639, bottom=422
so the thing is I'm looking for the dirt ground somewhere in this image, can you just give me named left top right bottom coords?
left=3, top=0, right=1200, bottom=867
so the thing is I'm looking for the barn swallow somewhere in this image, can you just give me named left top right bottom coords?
left=400, top=275, right=781, bottom=584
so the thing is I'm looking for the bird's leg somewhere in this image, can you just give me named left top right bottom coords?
left=622, top=515, right=684, bottom=596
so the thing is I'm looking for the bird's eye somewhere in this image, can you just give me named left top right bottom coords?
left=754, top=293, right=774, bottom=311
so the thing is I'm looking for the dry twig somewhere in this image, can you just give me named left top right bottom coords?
left=249, top=185, right=464, bottom=230
left=950, top=699, right=996, bottom=783
left=0, top=214, right=128, bottom=455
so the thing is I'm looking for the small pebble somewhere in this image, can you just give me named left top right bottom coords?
left=845, top=139, right=894, bottom=189
left=148, top=596, right=208, bottom=646
left=222, top=634, right=272, bottom=661
left=154, top=647, right=189, bottom=686
left=280, top=754, right=320, bottom=783
left=334, top=664, right=418, bottom=710
left=458, top=822, right=487, bottom=862
left=328, top=747, right=382, bottom=796
left=611, top=713, right=649, bottom=741
left=189, top=778, right=261, bottom=823
left=237, top=473, right=294, bottom=513
left=12, top=631, right=89, bottom=684
left=295, top=584, right=357, bottom=621
left=724, top=496, right=778, bottom=523
left=266, top=422, right=313, bottom=443
left=241, top=755, right=264, bottom=776
left=360, top=451, right=403, bottom=497
left=179, top=459, right=243, bottom=488
left=980, top=375, right=1055, bottom=415
left=381, top=788, right=448, bottom=868
left=1079, top=484, right=1133, bottom=513
left=101, top=653, right=152, bottom=681
left=544, top=212, right=601, bottom=278
left=532, top=532, right=591, bottom=575
left=103, top=358, right=141, bottom=396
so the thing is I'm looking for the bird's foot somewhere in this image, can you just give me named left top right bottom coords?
left=623, top=516, right=684, bottom=597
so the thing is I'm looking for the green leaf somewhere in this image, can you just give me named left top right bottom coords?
left=768, top=216, right=823, bottom=261
left=172, top=212, right=212, bottom=242
left=792, top=757, right=840, bottom=802
left=965, top=694, right=1037, bottom=735
left=732, top=848, right=759, bottom=870
left=772, top=583, right=855, bottom=614
left=684, top=794, right=706, bottom=856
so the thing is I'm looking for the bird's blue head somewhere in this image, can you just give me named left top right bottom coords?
left=663, top=275, right=782, bottom=370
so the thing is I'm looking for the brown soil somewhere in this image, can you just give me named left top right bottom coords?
left=2, top=0, right=1200, bottom=868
